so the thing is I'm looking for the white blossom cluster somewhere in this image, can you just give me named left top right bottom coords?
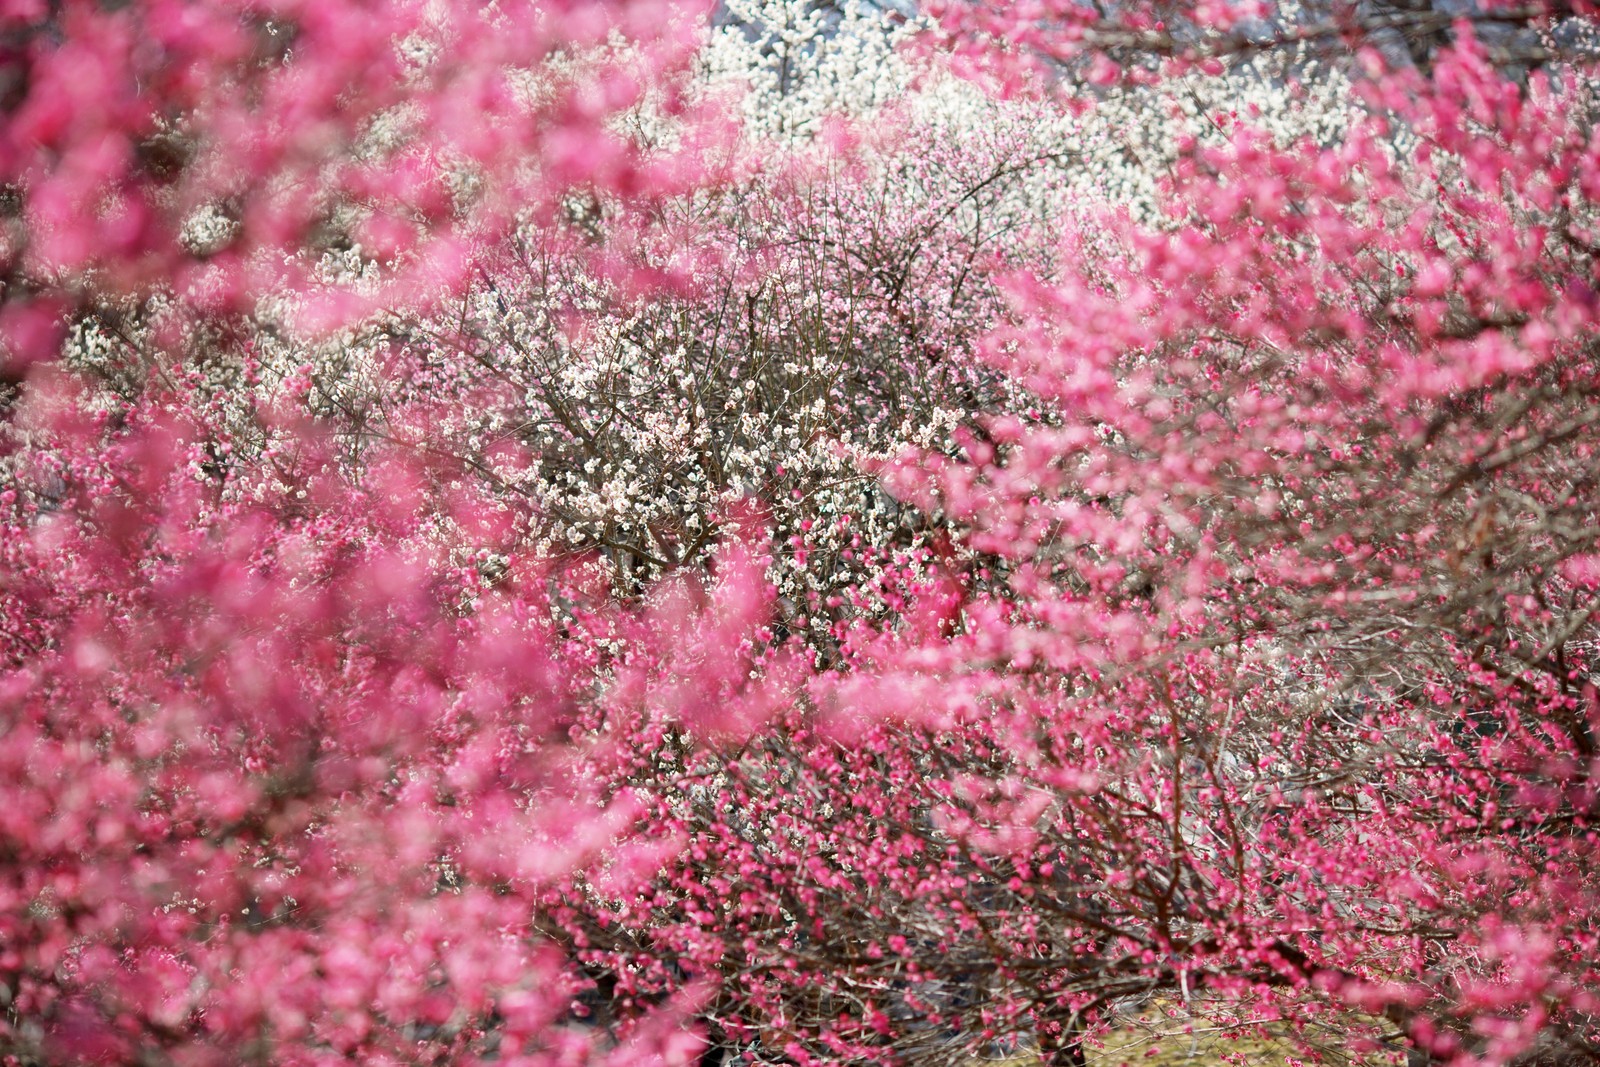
left=702, top=0, right=920, bottom=141
left=697, top=0, right=1359, bottom=224
left=397, top=221, right=1005, bottom=640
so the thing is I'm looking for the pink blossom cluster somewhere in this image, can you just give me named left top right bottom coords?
left=0, top=0, right=711, bottom=366
left=0, top=364, right=797, bottom=1064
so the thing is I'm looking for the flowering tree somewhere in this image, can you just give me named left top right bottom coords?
left=0, top=2, right=785, bottom=1064
left=816, top=20, right=1600, bottom=1067
left=222, top=24, right=1086, bottom=641
left=526, top=12, right=1600, bottom=1067
left=0, top=363, right=810, bottom=1064
left=7, top=0, right=1600, bottom=1066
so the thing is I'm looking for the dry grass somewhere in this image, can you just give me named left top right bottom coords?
left=987, top=1002, right=1405, bottom=1067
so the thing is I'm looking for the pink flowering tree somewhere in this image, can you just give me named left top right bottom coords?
left=0, top=1, right=787, bottom=1064
left=826, top=17, right=1600, bottom=1067
left=526, top=14, right=1600, bottom=1067
left=7, top=0, right=1600, bottom=1065
left=0, top=364, right=802, bottom=1064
